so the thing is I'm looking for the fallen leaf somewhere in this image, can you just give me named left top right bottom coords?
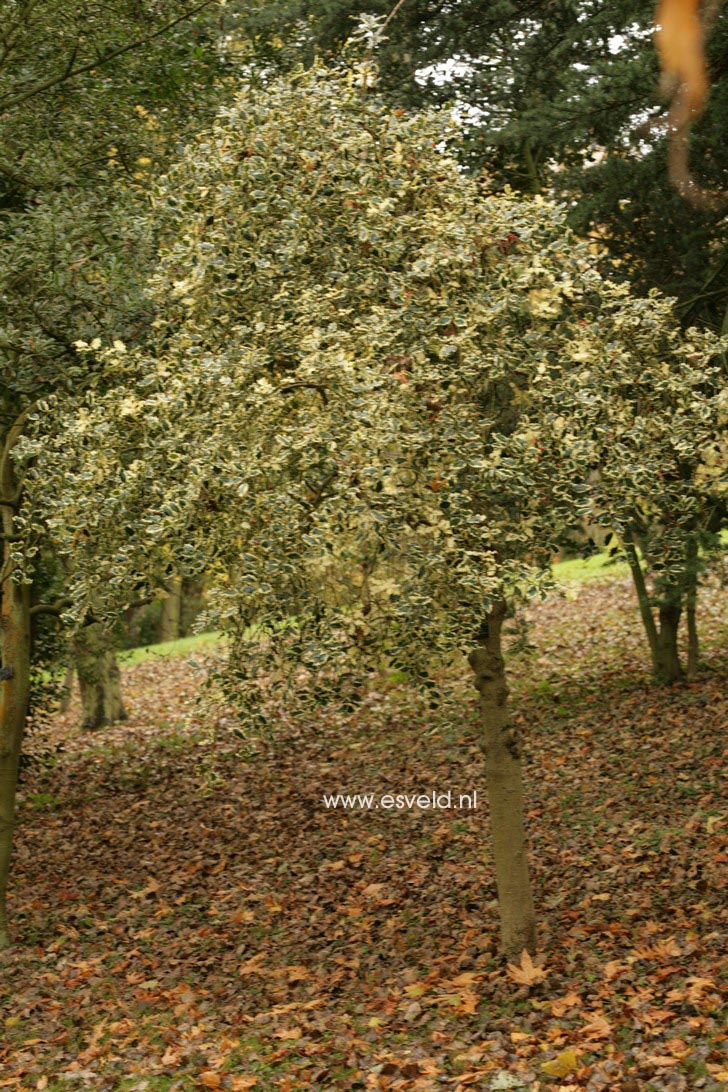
left=578, top=1013, right=613, bottom=1040
left=199, top=1073, right=222, bottom=1090
left=541, top=1048, right=579, bottom=1077
left=274, top=1026, right=302, bottom=1040
left=506, top=950, right=547, bottom=986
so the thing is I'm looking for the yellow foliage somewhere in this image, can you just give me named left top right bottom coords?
left=541, top=1048, right=579, bottom=1077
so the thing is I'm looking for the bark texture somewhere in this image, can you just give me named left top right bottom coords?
left=657, top=599, right=684, bottom=684
left=625, top=538, right=663, bottom=676
left=468, top=604, right=536, bottom=958
left=1, top=449, right=31, bottom=949
left=159, top=577, right=183, bottom=643
left=626, top=538, right=685, bottom=684
left=59, top=663, right=75, bottom=713
left=74, top=623, right=127, bottom=731
left=685, top=537, right=700, bottom=681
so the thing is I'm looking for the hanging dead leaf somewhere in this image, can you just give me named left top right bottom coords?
left=653, top=0, right=727, bottom=207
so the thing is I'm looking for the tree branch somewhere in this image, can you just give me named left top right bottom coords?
left=0, top=0, right=218, bottom=112
left=30, top=599, right=71, bottom=619
left=0, top=400, right=39, bottom=495
left=279, top=382, right=330, bottom=405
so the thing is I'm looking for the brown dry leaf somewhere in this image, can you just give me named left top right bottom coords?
left=578, top=1013, right=613, bottom=1040
left=274, top=1027, right=303, bottom=1041
left=199, top=1073, right=222, bottom=1090
left=130, top=877, right=160, bottom=899
left=506, top=949, right=547, bottom=986
left=450, top=971, right=484, bottom=987
left=550, top=991, right=582, bottom=1017
left=645, top=1054, right=681, bottom=1067
left=457, top=990, right=480, bottom=1015
left=603, top=960, right=628, bottom=981
left=238, top=953, right=267, bottom=977
left=361, top=882, right=387, bottom=898
left=285, top=965, right=310, bottom=983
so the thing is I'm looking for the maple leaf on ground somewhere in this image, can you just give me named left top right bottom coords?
left=274, top=1026, right=302, bottom=1040
left=550, top=991, right=582, bottom=1017
left=506, top=950, right=547, bottom=986
left=578, top=1013, right=613, bottom=1040
left=199, top=1073, right=222, bottom=1090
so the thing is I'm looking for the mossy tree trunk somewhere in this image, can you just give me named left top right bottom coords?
left=624, top=536, right=663, bottom=677
left=656, top=597, right=684, bottom=683
left=159, top=577, right=183, bottom=643
left=59, top=663, right=75, bottom=713
left=1, top=462, right=31, bottom=951
left=73, top=622, right=127, bottom=731
left=468, top=603, right=536, bottom=958
left=685, top=536, right=700, bottom=680
left=625, top=535, right=685, bottom=684
left=181, top=577, right=205, bottom=634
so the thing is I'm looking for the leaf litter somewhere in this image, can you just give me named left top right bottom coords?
left=1, top=576, right=726, bottom=1090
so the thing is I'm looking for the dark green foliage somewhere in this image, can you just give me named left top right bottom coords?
left=242, top=0, right=727, bottom=330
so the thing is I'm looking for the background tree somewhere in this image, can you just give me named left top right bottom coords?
left=510, top=287, right=726, bottom=682
left=0, top=0, right=249, bottom=950
left=241, top=0, right=727, bottom=333
left=28, top=57, right=724, bottom=954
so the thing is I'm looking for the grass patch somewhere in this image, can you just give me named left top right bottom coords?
left=552, top=551, right=630, bottom=584
left=118, top=629, right=223, bottom=666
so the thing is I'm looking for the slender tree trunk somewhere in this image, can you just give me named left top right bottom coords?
left=59, top=663, right=75, bottom=713
left=1, top=465, right=31, bottom=950
left=159, top=577, right=182, bottom=643
left=73, top=623, right=126, bottom=731
left=624, top=536, right=662, bottom=677
left=468, top=603, right=536, bottom=958
left=686, top=537, right=700, bottom=680
left=181, top=576, right=204, bottom=635
left=657, top=598, right=684, bottom=683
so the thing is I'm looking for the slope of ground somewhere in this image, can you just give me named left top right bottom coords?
left=1, top=577, right=726, bottom=1091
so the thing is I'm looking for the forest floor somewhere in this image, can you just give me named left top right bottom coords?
left=1, top=574, right=726, bottom=1092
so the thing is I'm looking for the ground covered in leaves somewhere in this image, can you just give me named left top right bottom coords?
left=2, top=576, right=726, bottom=1091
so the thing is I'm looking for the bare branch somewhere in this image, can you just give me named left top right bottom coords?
left=0, top=0, right=218, bottom=112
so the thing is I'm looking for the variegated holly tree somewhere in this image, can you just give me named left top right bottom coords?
left=23, top=58, right=725, bottom=956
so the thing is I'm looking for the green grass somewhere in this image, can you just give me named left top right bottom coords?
left=40, top=629, right=223, bottom=683
left=117, top=555, right=625, bottom=670
left=552, top=551, right=630, bottom=584
left=118, top=629, right=223, bottom=666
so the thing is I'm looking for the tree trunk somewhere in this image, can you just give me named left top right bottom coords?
left=468, top=603, right=536, bottom=958
left=1, top=465, right=31, bottom=950
left=59, top=663, right=75, bottom=713
left=656, top=599, right=684, bottom=683
left=685, top=537, right=699, bottom=681
left=624, top=536, right=663, bottom=677
left=180, top=577, right=204, bottom=635
left=159, top=577, right=182, bottom=643
left=74, top=623, right=127, bottom=731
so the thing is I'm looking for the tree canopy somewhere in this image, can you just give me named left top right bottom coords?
left=25, top=56, right=725, bottom=707
left=240, top=0, right=728, bottom=333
